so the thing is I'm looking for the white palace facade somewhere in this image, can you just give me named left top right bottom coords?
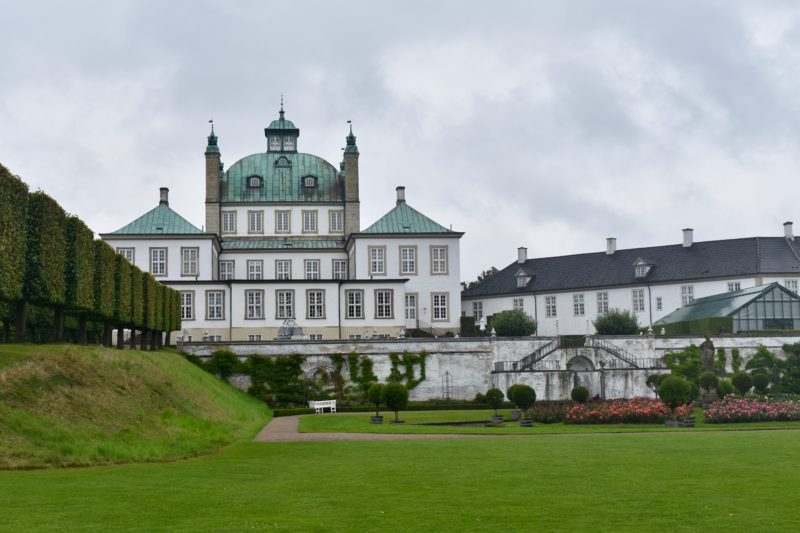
left=101, top=107, right=463, bottom=341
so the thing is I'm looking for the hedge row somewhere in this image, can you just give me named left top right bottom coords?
left=273, top=403, right=500, bottom=417
left=0, top=163, right=181, bottom=344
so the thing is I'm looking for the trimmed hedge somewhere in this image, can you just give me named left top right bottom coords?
left=143, top=272, right=157, bottom=331
left=113, top=254, right=132, bottom=324
left=661, top=316, right=733, bottom=335
left=130, top=265, right=144, bottom=329
left=24, top=191, right=67, bottom=305
left=171, top=287, right=181, bottom=333
left=64, top=216, right=95, bottom=311
left=92, top=240, right=116, bottom=319
left=0, top=164, right=28, bottom=302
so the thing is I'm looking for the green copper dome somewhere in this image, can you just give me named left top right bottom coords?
left=268, top=117, right=297, bottom=130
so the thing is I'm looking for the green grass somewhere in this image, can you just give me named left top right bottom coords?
left=0, top=344, right=270, bottom=468
left=300, top=409, right=800, bottom=435
left=1, top=430, right=799, bottom=531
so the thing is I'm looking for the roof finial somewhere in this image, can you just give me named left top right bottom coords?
left=279, top=94, right=285, bottom=119
left=347, top=119, right=352, bottom=135
left=209, top=119, right=215, bottom=135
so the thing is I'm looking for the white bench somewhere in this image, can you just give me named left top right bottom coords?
left=308, top=400, right=337, bottom=414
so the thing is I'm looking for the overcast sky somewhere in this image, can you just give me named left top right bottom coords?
left=3, top=0, right=800, bottom=281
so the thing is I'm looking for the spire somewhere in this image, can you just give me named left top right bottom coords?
left=279, top=94, right=285, bottom=120
left=344, top=120, right=359, bottom=155
left=205, top=119, right=219, bottom=154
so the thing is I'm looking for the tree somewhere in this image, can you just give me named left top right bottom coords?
left=658, top=376, right=691, bottom=420
left=383, top=383, right=409, bottom=422
left=491, top=309, right=536, bottom=337
left=646, top=373, right=667, bottom=398
left=510, top=384, right=536, bottom=418
left=593, top=308, right=639, bottom=335
left=745, top=345, right=782, bottom=385
left=731, top=371, right=753, bottom=397
left=778, top=343, right=800, bottom=394
left=698, top=372, right=719, bottom=401
left=714, top=348, right=727, bottom=376
left=367, top=383, right=385, bottom=417
left=464, top=267, right=499, bottom=289
left=571, top=385, right=589, bottom=404
left=485, top=388, right=505, bottom=416
left=665, top=345, right=702, bottom=383
left=751, top=372, right=770, bottom=395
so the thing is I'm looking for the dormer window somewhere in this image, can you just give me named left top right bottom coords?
left=515, top=269, right=531, bottom=288
left=248, top=176, right=262, bottom=188
left=303, top=175, right=317, bottom=188
left=275, top=156, right=291, bottom=167
left=634, top=259, right=651, bottom=278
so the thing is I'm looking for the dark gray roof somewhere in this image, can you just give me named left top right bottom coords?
left=462, top=237, right=800, bottom=299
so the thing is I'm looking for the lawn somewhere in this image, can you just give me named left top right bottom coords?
left=2, top=430, right=799, bottom=531
left=299, top=409, right=800, bottom=435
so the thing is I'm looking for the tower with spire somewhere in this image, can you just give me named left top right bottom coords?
left=343, top=121, right=360, bottom=236
left=205, top=120, right=222, bottom=235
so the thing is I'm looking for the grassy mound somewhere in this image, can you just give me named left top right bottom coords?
left=0, top=344, right=269, bottom=469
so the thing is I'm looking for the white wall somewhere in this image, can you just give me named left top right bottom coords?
left=218, top=250, right=348, bottom=280
left=219, top=205, right=345, bottom=237
left=104, top=236, right=216, bottom=281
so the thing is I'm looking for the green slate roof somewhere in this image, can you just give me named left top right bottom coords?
left=267, top=117, right=297, bottom=130
left=361, top=201, right=454, bottom=234
left=222, top=152, right=342, bottom=203
left=109, top=203, right=204, bottom=235
left=653, top=283, right=791, bottom=325
left=221, top=239, right=345, bottom=250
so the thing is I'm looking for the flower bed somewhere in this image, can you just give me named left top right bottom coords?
left=566, top=397, right=693, bottom=424
left=704, top=396, right=800, bottom=423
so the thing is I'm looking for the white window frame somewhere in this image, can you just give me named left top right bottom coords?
left=248, top=333, right=263, bottom=341
left=248, top=210, right=263, bottom=234
left=247, top=260, right=263, bottom=280
left=222, top=211, right=237, bottom=234
left=513, top=297, right=524, bottom=311
left=632, top=289, right=645, bottom=313
left=309, top=334, right=323, bottom=341
left=368, top=246, right=386, bottom=276
left=375, top=289, right=393, bottom=319
left=329, top=210, right=344, bottom=234
left=727, top=281, right=741, bottom=292
left=545, top=295, right=557, bottom=318
left=275, top=210, right=291, bottom=234
left=332, top=259, right=347, bottom=280
left=275, top=289, right=294, bottom=319
left=181, top=247, right=199, bottom=277
left=405, top=293, right=417, bottom=320
left=219, top=260, right=234, bottom=281
left=400, top=246, right=417, bottom=275
left=150, top=248, right=167, bottom=277
left=346, top=289, right=364, bottom=319
left=785, top=279, right=798, bottom=294
left=206, top=290, right=224, bottom=320
left=681, top=285, right=694, bottom=306
left=117, top=247, right=135, bottom=263
left=472, top=301, right=483, bottom=321
left=573, top=294, right=585, bottom=317
left=596, top=292, right=608, bottom=315
left=431, top=246, right=448, bottom=275
left=180, top=291, right=194, bottom=321
left=306, top=289, right=325, bottom=319
left=245, top=290, right=264, bottom=319
left=275, top=259, right=291, bottom=280
left=432, top=292, right=448, bottom=321
left=656, top=296, right=663, bottom=312
left=304, top=259, right=320, bottom=280
left=302, top=210, right=318, bottom=234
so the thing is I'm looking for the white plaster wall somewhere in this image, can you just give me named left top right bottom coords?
left=219, top=205, right=344, bottom=237
left=218, top=250, right=347, bottom=280
left=104, top=236, right=215, bottom=281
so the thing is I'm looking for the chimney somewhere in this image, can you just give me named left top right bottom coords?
left=784, top=221, right=794, bottom=241
left=682, top=228, right=693, bottom=248
left=517, top=247, right=527, bottom=264
left=159, top=187, right=169, bottom=206
left=606, top=237, right=616, bottom=255
left=396, top=186, right=406, bottom=205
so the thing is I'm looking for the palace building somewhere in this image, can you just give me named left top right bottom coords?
left=101, top=106, right=463, bottom=341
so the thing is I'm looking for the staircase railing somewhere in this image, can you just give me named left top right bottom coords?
left=517, top=337, right=561, bottom=371
left=587, top=337, right=640, bottom=368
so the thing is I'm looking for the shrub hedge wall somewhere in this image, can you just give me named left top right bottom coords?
left=114, top=254, right=132, bottom=324
left=92, top=240, right=116, bottom=320
left=64, top=216, right=95, bottom=311
left=0, top=164, right=28, bottom=302
left=24, top=191, right=67, bottom=306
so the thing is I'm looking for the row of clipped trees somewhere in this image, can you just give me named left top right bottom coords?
left=0, top=163, right=181, bottom=348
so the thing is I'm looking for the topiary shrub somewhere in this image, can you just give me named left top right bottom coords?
left=593, top=308, right=639, bottom=335
left=367, top=383, right=385, bottom=417
left=490, top=309, right=537, bottom=336
left=658, top=376, right=692, bottom=420
left=473, top=392, right=486, bottom=404
left=731, top=371, right=753, bottom=396
left=510, top=384, right=536, bottom=418
left=698, top=371, right=719, bottom=400
left=570, top=385, right=589, bottom=404
left=383, top=382, right=409, bottom=422
left=752, top=372, right=770, bottom=395
left=716, top=379, right=736, bottom=398
left=646, top=373, right=667, bottom=398
left=485, top=388, right=505, bottom=415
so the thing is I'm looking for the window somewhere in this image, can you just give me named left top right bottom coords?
left=219, top=260, right=234, bottom=280
left=329, top=210, right=344, bottom=233
left=632, top=289, right=645, bottom=312
left=681, top=285, right=694, bottom=306
left=248, top=333, right=263, bottom=341
left=473, top=301, right=483, bottom=321
left=635, top=264, right=649, bottom=278
left=375, top=290, right=393, bottom=319
left=545, top=296, right=557, bottom=318
left=573, top=294, right=585, bottom=316
left=245, top=290, right=264, bottom=319
left=275, top=260, right=291, bottom=280
left=207, top=334, right=222, bottom=342
left=405, top=294, right=417, bottom=320
left=275, top=210, right=290, bottom=233
left=307, top=290, right=325, bottom=319
left=303, top=176, right=316, bottom=188
left=597, top=292, right=608, bottom=315
left=431, top=246, right=448, bottom=274
left=269, top=136, right=281, bottom=151
left=117, top=247, right=135, bottom=263
left=247, top=260, right=263, bottom=280
left=332, top=259, right=347, bottom=280
left=369, top=246, right=386, bottom=275
left=513, top=297, right=524, bottom=311
left=309, top=334, right=323, bottom=341
left=222, top=211, right=236, bottom=234
left=248, top=210, right=263, bottom=233
left=346, top=290, right=364, bottom=319
left=348, top=334, right=363, bottom=340
left=206, top=291, right=224, bottom=320
left=656, top=296, right=663, bottom=311
left=400, top=246, right=417, bottom=275
left=283, top=137, right=295, bottom=151
left=302, top=210, right=318, bottom=233
left=785, top=279, right=798, bottom=294
left=516, top=273, right=530, bottom=288
left=432, top=292, right=448, bottom=321
left=248, top=176, right=261, bottom=188
left=150, top=248, right=167, bottom=276
left=728, top=281, right=741, bottom=292
left=304, top=259, right=320, bottom=280
left=275, top=290, right=294, bottom=319
left=181, top=247, right=199, bottom=277
left=180, top=291, right=194, bottom=320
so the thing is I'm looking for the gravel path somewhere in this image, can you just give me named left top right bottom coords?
left=254, top=415, right=489, bottom=442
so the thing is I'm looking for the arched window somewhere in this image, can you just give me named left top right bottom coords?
left=275, top=156, right=291, bottom=167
